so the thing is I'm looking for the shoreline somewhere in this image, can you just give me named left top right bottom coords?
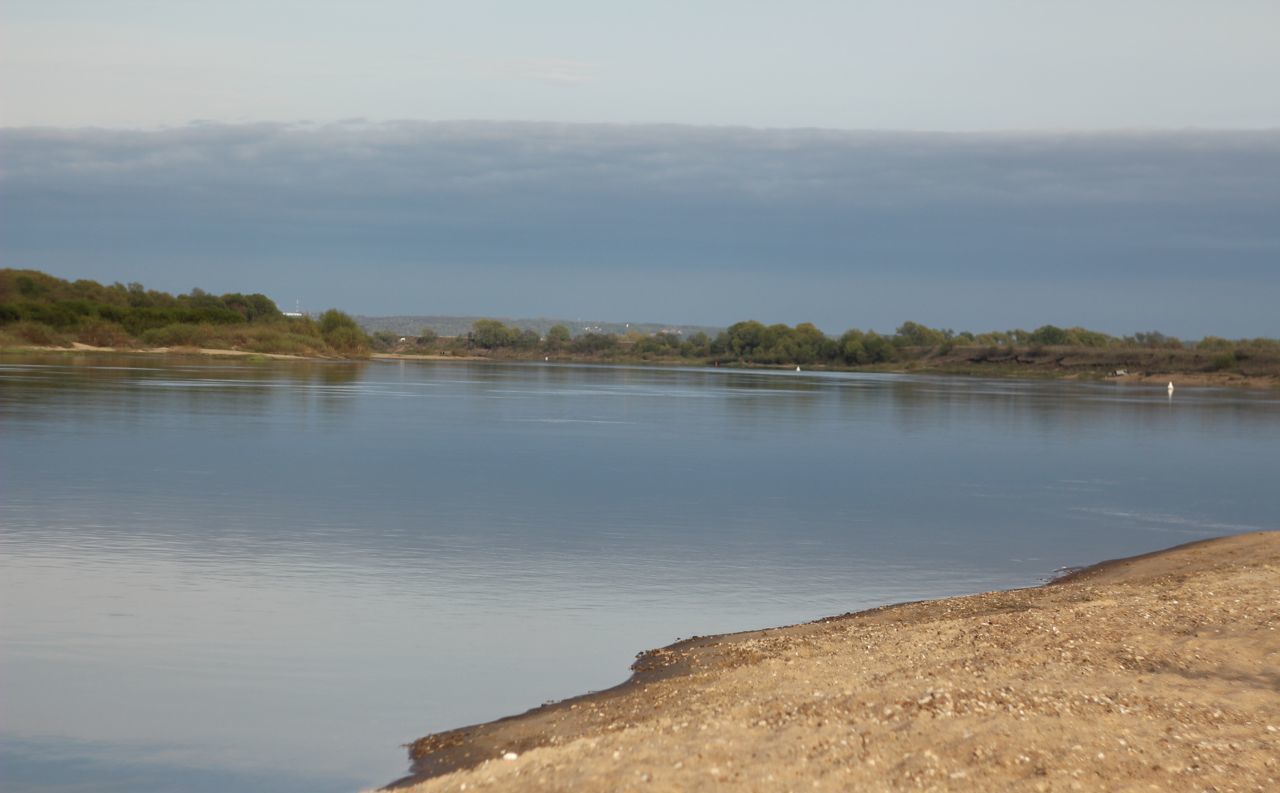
left=4, top=342, right=326, bottom=360
left=388, top=532, right=1280, bottom=791
left=3, top=344, right=1277, bottom=388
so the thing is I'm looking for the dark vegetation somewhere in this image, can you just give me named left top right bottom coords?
left=0, top=269, right=369, bottom=356
left=5, top=269, right=1276, bottom=381
left=377, top=317, right=1280, bottom=382
left=358, top=313, right=720, bottom=340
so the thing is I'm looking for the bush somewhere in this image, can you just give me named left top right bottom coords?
left=246, top=331, right=317, bottom=355
left=1028, top=325, right=1070, bottom=346
left=77, top=320, right=133, bottom=348
left=572, top=333, right=620, bottom=354
left=322, top=325, right=368, bottom=354
left=5, top=321, right=69, bottom=346
left=543, top=325, right=570, bottom=351
left=1209, top=351, right=1238, bottom=372
left=318, top=309, right=369, bottom=353
left=471, top=319, right=518, bottom=349
left=318, top=308, right=360, bottom=335
left=141, top=323, right=210, bottom=348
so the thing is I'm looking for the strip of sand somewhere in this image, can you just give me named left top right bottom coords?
left=5, top=343, right=484, bottom=362
left=12, top=342, right=316, bottom=360
left=388, top=532, right=1279, bottom=792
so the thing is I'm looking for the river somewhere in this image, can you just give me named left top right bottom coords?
left=1, top=354, right=1276, bottom=791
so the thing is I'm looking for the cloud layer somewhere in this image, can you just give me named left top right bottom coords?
left=2, top=122, right=1277, bottom=335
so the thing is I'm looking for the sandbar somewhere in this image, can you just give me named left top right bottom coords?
left=388, top=532, right=1279, bottom=791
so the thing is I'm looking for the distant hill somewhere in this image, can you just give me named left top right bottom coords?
left=355, top=315, right=724, bottom=339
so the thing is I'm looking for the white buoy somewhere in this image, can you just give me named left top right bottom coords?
left=1167, top=381, right=1175, bottom=395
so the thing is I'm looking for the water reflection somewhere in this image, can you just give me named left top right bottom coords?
left=1, top=355, right=1277, bottom=793
left=0, top=354, right=366, bottom=433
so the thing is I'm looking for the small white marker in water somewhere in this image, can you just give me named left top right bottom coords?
left=1167, top=381, right=1175, bottom=395
left=795, top=366, right=801, bottom=372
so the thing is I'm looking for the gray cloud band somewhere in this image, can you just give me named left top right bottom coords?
left=2, top=122, right=1277, bottom=281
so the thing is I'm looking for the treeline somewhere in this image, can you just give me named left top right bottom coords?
left=389, top=317, right=1279, bottom=371
left=0, top=269, right=369, bottom=356
left=713, top=320, right=1276, bottom=365
left=372, top=318, right=627, bottom=357
left=7, top=269, right=1276, bottom=371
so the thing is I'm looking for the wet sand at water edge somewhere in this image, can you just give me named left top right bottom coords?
left=386, top=532, right=1279, bottom=792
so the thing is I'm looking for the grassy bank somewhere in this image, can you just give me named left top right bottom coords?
left=0, top=269, right=371, bottom=358
left=6, top=269, right=1276, bottom=384
left=371, top=317, right=1280, bottom=386
left=870, top=343, right=1280, bottom=385
left=372, top=336, right=1280, bottom=387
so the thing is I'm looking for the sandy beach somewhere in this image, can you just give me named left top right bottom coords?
left=388, top=532, right=1279, bottom=792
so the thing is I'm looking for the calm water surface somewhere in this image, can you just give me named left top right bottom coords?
left=2, top=355, right=1277, bottom=791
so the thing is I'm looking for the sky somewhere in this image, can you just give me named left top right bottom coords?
left=2, top=1, right=1279, bottom=336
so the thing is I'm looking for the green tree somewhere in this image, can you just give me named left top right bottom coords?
left=318, top=309, right=368, bottom=352
left=544, top=324, right=571, bottom=351
left=515, top=328, right=542, bottom=350
left=726, top=320, right=769, bottom=359
left=894, top=321, right=946, bottom=349
left=472, top=319, right=517, bottom=349
left=1028, top=325, right=1069, bottom=346
left=222, top=293, right=281, bottom=323
left=681, top=331, right=710, bottom=358
left=571, top=332, right=619, bottom=354
left=862, top=331, right=894, bottom=363
left=788, top=322, right=829, bottom=365
left=839, top=329, right=866, bottom=364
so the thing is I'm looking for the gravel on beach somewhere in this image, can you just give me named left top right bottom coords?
left=390, top=532, right=1280, bottom=792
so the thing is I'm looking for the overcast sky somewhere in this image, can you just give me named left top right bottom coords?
left=2, top=2, right=1278, bottom=336
left=4, top=1, right=1279, bottom=130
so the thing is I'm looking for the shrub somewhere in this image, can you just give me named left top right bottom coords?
left=322, top=325, right=368, bottom=354
left=7, top=321, right=68, bottom=346
left=141, top=323, right=209, bottom=348
left=77, top=320, right=133, bottom=348
left=247, top=331, right=317, bottom=355
left=571, top=332, right=620, bottom=354
left=1209, top=351, right=1238, bottom=372
left=318, top=309, right=369, bottom=353
left=471, top=319, right=518, bottom=349
left=318, top=308, right=361, bottom=335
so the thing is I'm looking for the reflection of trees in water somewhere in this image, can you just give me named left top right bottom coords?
left=882, top=378, right=1280, bottom=438
left=715, top=372, right=826, bottom=431
left=5, top=355, right=1275, bottom=440
left=0, top=353, right=367, bottom=425
left=275, top=361, right=364, bottom=420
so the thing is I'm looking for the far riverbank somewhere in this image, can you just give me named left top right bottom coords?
left=4, top=342, right=1277, bottom=389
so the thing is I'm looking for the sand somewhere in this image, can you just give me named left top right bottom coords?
left=13, top=342, right=314, bottom=359
left=387, top=532, right=1280, bottom=792
left=5, top=343, right=488, bottom=363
